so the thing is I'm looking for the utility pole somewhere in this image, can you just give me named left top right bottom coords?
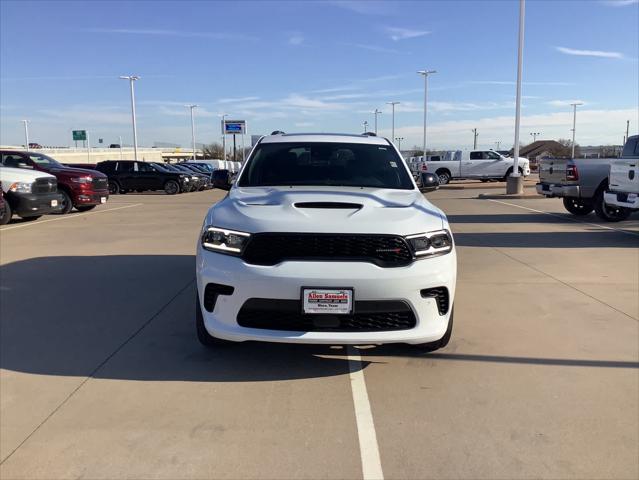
left=507, top=0, right=526, bottom=194
left=363, top=121, right=368, bottom=133
left=386, top=101, right=400, bottom=145
left=417, top=69, right=436, bottom=155
left=472, top=128, right=478, bottom=149
left=21, top=120, right=29, bottom=149
left=119, top=75, right=140, bottom=161
left=372, top=108, right=382, bottom=134
left=626, top=120, right=630, bottom=145
left=220, top=113, right=228, bottom=160
left=570, top=102, right=583, bottom=159
left=118, top=135, right=123, bottom=160
left=530, top=132, right=540, bottom=142
left=395, top=137, right=404, bottom=150
left=233, top=135, right=237, bottom=161
left=185, top=104, right=198, bottom=161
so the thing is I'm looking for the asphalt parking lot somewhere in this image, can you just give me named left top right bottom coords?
left=1, top=183, right=638, bottom=480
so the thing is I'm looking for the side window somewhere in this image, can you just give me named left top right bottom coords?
left=485, top=152, right=501, bottom=160
left=116, top=161, right=134, bottom=173
left=2, top=154, right=28, bottom=168
left=469, top=152, right=482, bottom=160
left=622, top=138, right=638, bottom=157
left=137, top=162, right=153, bottom=172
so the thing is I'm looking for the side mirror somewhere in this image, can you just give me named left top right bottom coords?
left=419, top=172, right=439, bottom=193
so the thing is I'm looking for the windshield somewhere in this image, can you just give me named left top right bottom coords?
left=28, top=153, right=63, bottom=168
left=150, top=163, right=172, bottom=173
left=238, top=142, right=414, bottom=189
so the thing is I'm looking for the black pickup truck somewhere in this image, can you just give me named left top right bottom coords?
left=95, top=160, right=192, bottom=195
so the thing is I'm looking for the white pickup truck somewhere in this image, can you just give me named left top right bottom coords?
left=410, top=150, right=530, bottom=185
left=604, top=135, right=639, bottom=212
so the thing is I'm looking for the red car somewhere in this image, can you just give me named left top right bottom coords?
left=0, top=151, right=109, bottom=213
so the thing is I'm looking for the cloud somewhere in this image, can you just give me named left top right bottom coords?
left=326, top=1, right=394, bottom=15
left=390, top=101, right=515, bottom=114
left=601, top=0, right=638, bottom=6
left=385, top=26, right=430, bottom=41
left=469, top=80, right=575, bottom=86
left=555, top=46, right=624, bottom=59
left=83, top=28, right=257, bottom=41
left=340, top=42, right=401, bottom=54
left=217, top=96, right=260, bottom=104
left=312, top=74, right=404, bottom=93
left=546, top=100, right=588, bottom=107
left=294, top=122, right=315, bottom=127
left=288, top=33, right=304, bottom=45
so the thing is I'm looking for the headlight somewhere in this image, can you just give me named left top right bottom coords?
left=180, top=175, right=190, bottom=182
left=406, top=229, right=453, bottom=258
left=201, top=226, right=251, bottom=254
left=8, top=182, right=33, bottom=193
left=71, top=176, right=92, bottom=184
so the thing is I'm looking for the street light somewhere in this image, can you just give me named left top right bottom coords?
left=119, top=75, right=140, bottom=161
left=395, top=137, right=404, bottom=150
left=530, top=132, right=540, bottom=142
left=220, top=113, right=228, bottom=160
left=21, top=120, right=29, bottom=149
left=185, top=104, right=198, bottom=161
left=363, top=120, right=369, bottom=133
left=386, top=101, right=400, bottom=145
left=373, top=108, right=382, bottom=134
left=570, top=102, right=583, bottom=159
left=417, top=69, right=436, bottom=155
left=507, top=0, right=525, bottom=194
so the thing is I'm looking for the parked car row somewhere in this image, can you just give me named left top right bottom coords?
left=536, top=135, right=638, bottom=222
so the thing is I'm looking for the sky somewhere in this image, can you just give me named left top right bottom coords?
left=1, top=0, right=638, bottom=150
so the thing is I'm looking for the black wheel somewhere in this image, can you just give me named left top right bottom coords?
left=196, top=294, right=234, bottom=347
left=563, top=197, right=594, bottom=216
left=164, top=180, right=180, bottom=195
left=436, top=170, right=451, bottom=185
left=20, top=215, right=41, bottom=221
left=0, top=200, right=12, bottom=225
left=55, top=190, right=73, bottom=215
left=593, top=190, right=631, bottom=222
left=108, top=181, right=120, bottom=195
left=76, top=205, right=96, bottom=212
left=413, top=307, right=454, bottom=352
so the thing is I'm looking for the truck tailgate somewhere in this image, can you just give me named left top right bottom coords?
left=538, top=158, right=570, bottom=183
left=610, top=159, right=639, bottom=194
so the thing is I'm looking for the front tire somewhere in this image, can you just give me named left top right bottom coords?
left=436, top=170, right=451, bottom=185
left=55, top=190, right=74, bottom=214
left=108, top=181, right=120, bottom=195
left=164, top=180, right=179, bottom=195
left=593, top=190, right=631, bottom=222
left=196, top=294, right=234, bottom=347
left=0, top=201, right=12, bottom=225
left=563, top=197, right=594, bottom=216
left=413, top=307, right=454, bottom=352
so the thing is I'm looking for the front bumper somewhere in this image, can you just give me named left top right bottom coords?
left=604, top=191, right=639, bottom=210
left=536, top=183, right=580, bottom=198
left=6, top=191, right=65, bottom=217
left=196, top=247, right=457, bottom=345
left=70, top=188, right=109, bottom=205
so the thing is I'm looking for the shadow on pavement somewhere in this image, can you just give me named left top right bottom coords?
left=0, top=255, right=363, bottom=383
left=454, top=231, right=639, bottom=248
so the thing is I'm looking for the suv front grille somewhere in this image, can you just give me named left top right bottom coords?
left=237, top=299, right=416, bottom=332
left=242, top=233, right=413, bottom=267
left=92, top=177, right=108, bottom=190
left=32, top=177, right=57, bottom=194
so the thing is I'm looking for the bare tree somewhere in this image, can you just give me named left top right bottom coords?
left=202, top=143, right=225, bottom=159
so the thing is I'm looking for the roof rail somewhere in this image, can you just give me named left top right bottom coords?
left=362, top=132, right=376, bottom=136
left=270, top=130, right=286, bottom=135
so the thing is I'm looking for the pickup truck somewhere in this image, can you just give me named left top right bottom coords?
left=604, top=135, right=639, bottom=212
left=0, top=150, right=109, bottom=214
left=0, top=165, right=64, bottom=222
left=536, top=137, right=636, bottom=222
left=411, top=150, right=530, bottom=185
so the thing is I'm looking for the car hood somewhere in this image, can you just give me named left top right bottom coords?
left=50, top=167, right=107, bottom=178
left=205, top=186, right=447, bottom=235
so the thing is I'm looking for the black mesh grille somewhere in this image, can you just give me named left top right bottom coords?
left=237, top=299, right=416, bottom=332
left=242, top=233, right=413, bottom=267
left=420, top=287, right=449, bottom=315
left=92, top=177, right=108, bottom=190
left=32, top=177, right=57, bottom=193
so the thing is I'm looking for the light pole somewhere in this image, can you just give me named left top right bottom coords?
left=395, top=137, right=404, bottom=150
left=386, top=101, right=400, bottom=145
left=570, top=102, right=583, bottom=159
left=530, top=132, right=540, bottom=142
left=472, top=128, right=479, bottom=149
left=185, top=104, right=198, bottom=160
left=495, top=141, right=501, bottom=150
left=21, top=120, right=29, bottom=149
left=363, top=121, right=368, bottom=133
left=119, top=75, right=140, bottom=161
left=507, top=0, right=525, bottom=194
left=118, top=135, right=123, bottom=159
left=417, top=69, right=436, bottom=155
left=373, top=108, right=382, bottom=134
left=220, top=113, right=228, bottom=160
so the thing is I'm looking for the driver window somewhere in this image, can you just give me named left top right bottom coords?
left=2, top=154, right=27, bottom=168
left=485, top=152, right=501, bottom=160
left=469, top=152, right=483, bottom=160
left=137, top=162, right=152, bottom=172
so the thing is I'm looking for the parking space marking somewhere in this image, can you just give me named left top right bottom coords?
left=0, top=203, right=143, bottom=231
left=347, top=346, right=384, bottom=480
left=485, top=199, right=639, bottom=237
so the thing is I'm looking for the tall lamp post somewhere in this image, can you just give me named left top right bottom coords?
left=220, top=113, right=228, bottom=160
left=21, top=120, right=29, bottom=149
left=395, top=137, right=404, bottom=150
left=417, top=69, right=436, bottom=156
left=530, top=132, right=540, bottom=142
left=570, top=102, right=583, bottom=159
left=373, top=108, right=382, bottom=134
left=386, top=101, right=400, bottom=145
left=507, top=0, right=525, bottom=194
left=363, top=121, right=369, bottom=133
left=185, top=104, right=198, bottom=160
left=119, top=75, right=140, bottom=161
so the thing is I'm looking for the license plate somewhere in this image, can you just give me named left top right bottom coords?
left=100, top=197, right=107, bottom=204
left=302, top=288, right=353, bottom=315
left=51, top=200, right=58, bottom=207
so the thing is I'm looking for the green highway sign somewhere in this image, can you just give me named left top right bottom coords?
left=72, top=130, right=87, bottom=141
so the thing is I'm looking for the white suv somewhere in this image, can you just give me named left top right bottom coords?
left=196, top=133, right=457, bottom=350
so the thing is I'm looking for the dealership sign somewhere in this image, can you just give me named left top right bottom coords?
left=222, top=120, right=246, bottom=135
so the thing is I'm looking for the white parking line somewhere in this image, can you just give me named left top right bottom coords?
left=347, top=346, right=384, bottom=480
left=0, top=203, right=143, bottom=231
left=486, top=199, right=639, bottom=237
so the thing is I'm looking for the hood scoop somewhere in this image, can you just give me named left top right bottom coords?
left=294, top=202, right=363, bottom=210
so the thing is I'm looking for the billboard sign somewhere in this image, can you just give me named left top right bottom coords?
left=223, top=120, right=246, bottom=135
left=72, top=130, right=87, bottom=141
